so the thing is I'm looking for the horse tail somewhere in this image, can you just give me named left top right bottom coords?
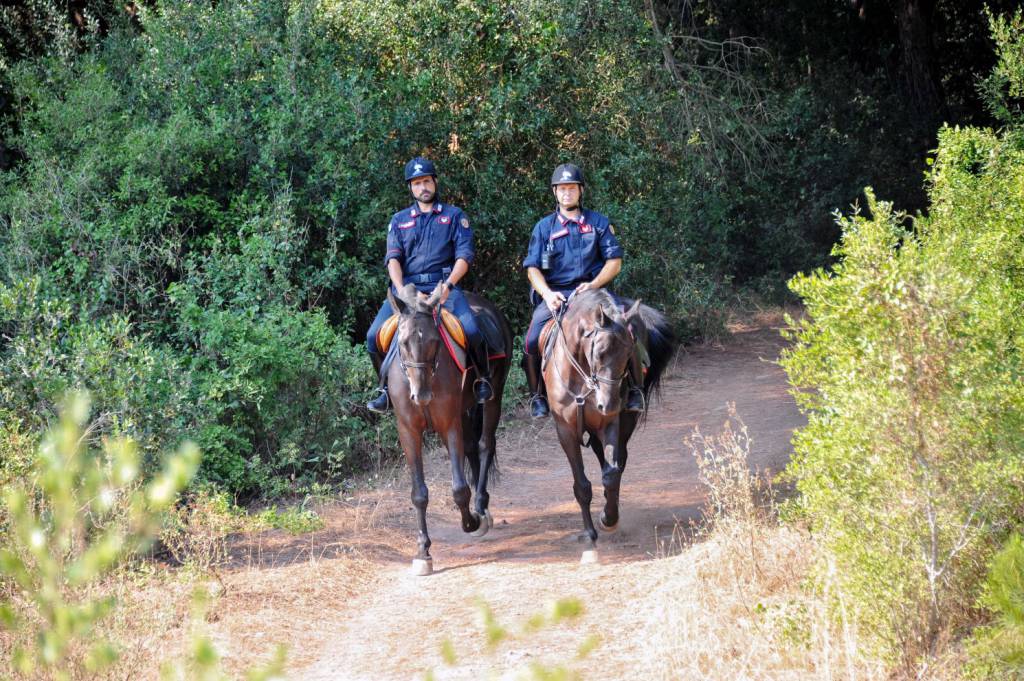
left=638, top=303, right=676, bottom=401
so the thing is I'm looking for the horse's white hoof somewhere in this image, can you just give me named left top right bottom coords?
left=410, top=558, right=433, bottom=576
left=598, top=516, right=618, bottom=533
left=580, top=549, right=600, bottom=565
left=471, top=512, right=489, bottom=538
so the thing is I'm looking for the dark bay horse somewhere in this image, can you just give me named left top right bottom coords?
left=387, top=283, right=512, bottom=575
left=542, top=289, right=674, bottom=563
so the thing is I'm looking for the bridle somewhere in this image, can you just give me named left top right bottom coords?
left=397, top=309, right=441, bottom=385
left=547, top=296, right=631, bottom=443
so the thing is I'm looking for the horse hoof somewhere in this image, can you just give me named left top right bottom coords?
left=598, top=514, right=618, bottom=533
left=410, top=558, right=433, bottom=576
left=485, top=509, right=494, bottom=529
left=470, top=512, right=489, bottom=538
left=580, top=549, right=600, bottom=565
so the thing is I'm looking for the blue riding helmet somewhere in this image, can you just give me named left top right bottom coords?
left=405, top=157, right=437, bottom=182
left=550, top=163, right=585, bottom=186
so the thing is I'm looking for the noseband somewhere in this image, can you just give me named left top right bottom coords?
left=398, top=310, right=441, bottom=380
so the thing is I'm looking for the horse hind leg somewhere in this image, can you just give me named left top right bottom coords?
left=473, top=397, right=502, bottom=534
left=447, top=425, right=482, bottom=535
left=598, top=423, right=624, bottom=533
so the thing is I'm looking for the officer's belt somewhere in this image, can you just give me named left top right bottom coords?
left=404, top=268, right=452, bottom=285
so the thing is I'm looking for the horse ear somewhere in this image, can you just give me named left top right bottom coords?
left=388, top=286, right=406, bottom=315
left=394, top=283, right=419, bottom=313
left=624, top=299, right=642, bottom=323
left=424, top=286, right=444, bottom=310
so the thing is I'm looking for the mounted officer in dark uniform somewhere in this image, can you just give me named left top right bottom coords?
left=365, top=157, right=494, bottom=413
left=521, top=163, right=645, bottom=418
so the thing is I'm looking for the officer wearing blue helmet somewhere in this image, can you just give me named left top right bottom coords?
left=365, top=157, right=493, bottom=412
left=521, top=163, right=644, bottom=418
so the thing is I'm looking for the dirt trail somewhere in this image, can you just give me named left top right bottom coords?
left=280, top=323, right=803, bottom=680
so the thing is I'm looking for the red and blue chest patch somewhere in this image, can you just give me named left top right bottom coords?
left=578, top=222, right=593, bottom=234
left=438, top=215, right=451, bottom=224
left=398, top=219, right=416, bottom=229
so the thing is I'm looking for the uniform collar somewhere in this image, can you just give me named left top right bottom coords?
left=409, top=202, right=443, bottom=218
left=556, top=209, right=585, bottom=226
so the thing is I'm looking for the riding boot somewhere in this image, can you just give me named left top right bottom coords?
left=470, top=339, right=494, bottom=404
left=523, top=352, right=549, bottom=418
left=624, top=345, right=646, bottom=413
left=366, top=349, right=391, bottom=414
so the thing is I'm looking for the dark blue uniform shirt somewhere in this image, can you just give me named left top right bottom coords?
left=385, top=202, right=474, bottom=275
left=522, top=209, right=624, bottom=288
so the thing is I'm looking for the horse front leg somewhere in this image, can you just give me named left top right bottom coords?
left=598, top=419, right=623, bottom=532
left=554, top=417, right=599, bottom=563
left=446, top=422, right=482, bottom=535
left=399, top=422, right=433, bottom=576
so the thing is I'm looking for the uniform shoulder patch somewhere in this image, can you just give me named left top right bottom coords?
left=460, top=217, right=470, bottom=229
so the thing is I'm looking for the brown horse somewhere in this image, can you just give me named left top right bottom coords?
left=542, top=289, right=675, bottom=563
left=386, top=283, right=512, bottom=575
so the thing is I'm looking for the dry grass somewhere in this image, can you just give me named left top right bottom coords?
left=635, top=407, right=888, bottom=681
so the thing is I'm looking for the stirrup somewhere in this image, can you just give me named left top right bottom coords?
left=624, top=387, right=645, bottom=413
left=529, top=393, right=549, bottom=418
left=474, top=377, right=494, bottom=404
left=366, top=387, right=390, bottom=414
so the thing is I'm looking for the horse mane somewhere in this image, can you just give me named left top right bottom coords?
left=567, top=289, right=627, bottom=328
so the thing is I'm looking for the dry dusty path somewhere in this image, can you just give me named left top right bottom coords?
left=280, top=323, right=804, bottom=680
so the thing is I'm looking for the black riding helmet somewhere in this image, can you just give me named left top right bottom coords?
left=405, top=157, right=437, bottom=182
left=550, top=163, right=584, bottom=186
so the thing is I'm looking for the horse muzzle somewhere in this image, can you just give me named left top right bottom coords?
left=410, top=389, right=433, bottom=406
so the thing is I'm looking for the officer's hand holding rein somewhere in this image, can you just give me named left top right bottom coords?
left=543, top=289, right=567, bottom=314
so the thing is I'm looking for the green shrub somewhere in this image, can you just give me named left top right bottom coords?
left=966, top=533, right=1024, bottom=679
left=782, top=19, right=1024, bottom=664
left=0, top=278, right=194, bottom=474
left=782, top=128, right=1024, bottom=663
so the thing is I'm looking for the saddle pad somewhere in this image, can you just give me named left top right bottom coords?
left=378, top=311, right=468, bottom=355
left=439, top=308, right=466, bottom=348
left=376, top=312, right=468, bottom=373
left=377, top=314, right=400, bottom=355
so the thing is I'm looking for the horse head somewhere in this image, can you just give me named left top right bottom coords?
left=388, top=283, right=444, bottom=406
left=575, top=293, right=636, bottom=415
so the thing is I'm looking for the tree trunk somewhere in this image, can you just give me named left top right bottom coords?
left=894, top=0, right=947, bottom=125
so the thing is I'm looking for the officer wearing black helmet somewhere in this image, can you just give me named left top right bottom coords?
left=521, top=163, right=644, bottom=418
left=365, top=156, right=494, bottom=413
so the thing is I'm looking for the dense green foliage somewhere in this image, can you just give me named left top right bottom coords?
left=1, top=0, right=1021, bottom=502
left=781, top=11, right=1024, bottom=666
left=0, top=0, right=745, bottom=494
